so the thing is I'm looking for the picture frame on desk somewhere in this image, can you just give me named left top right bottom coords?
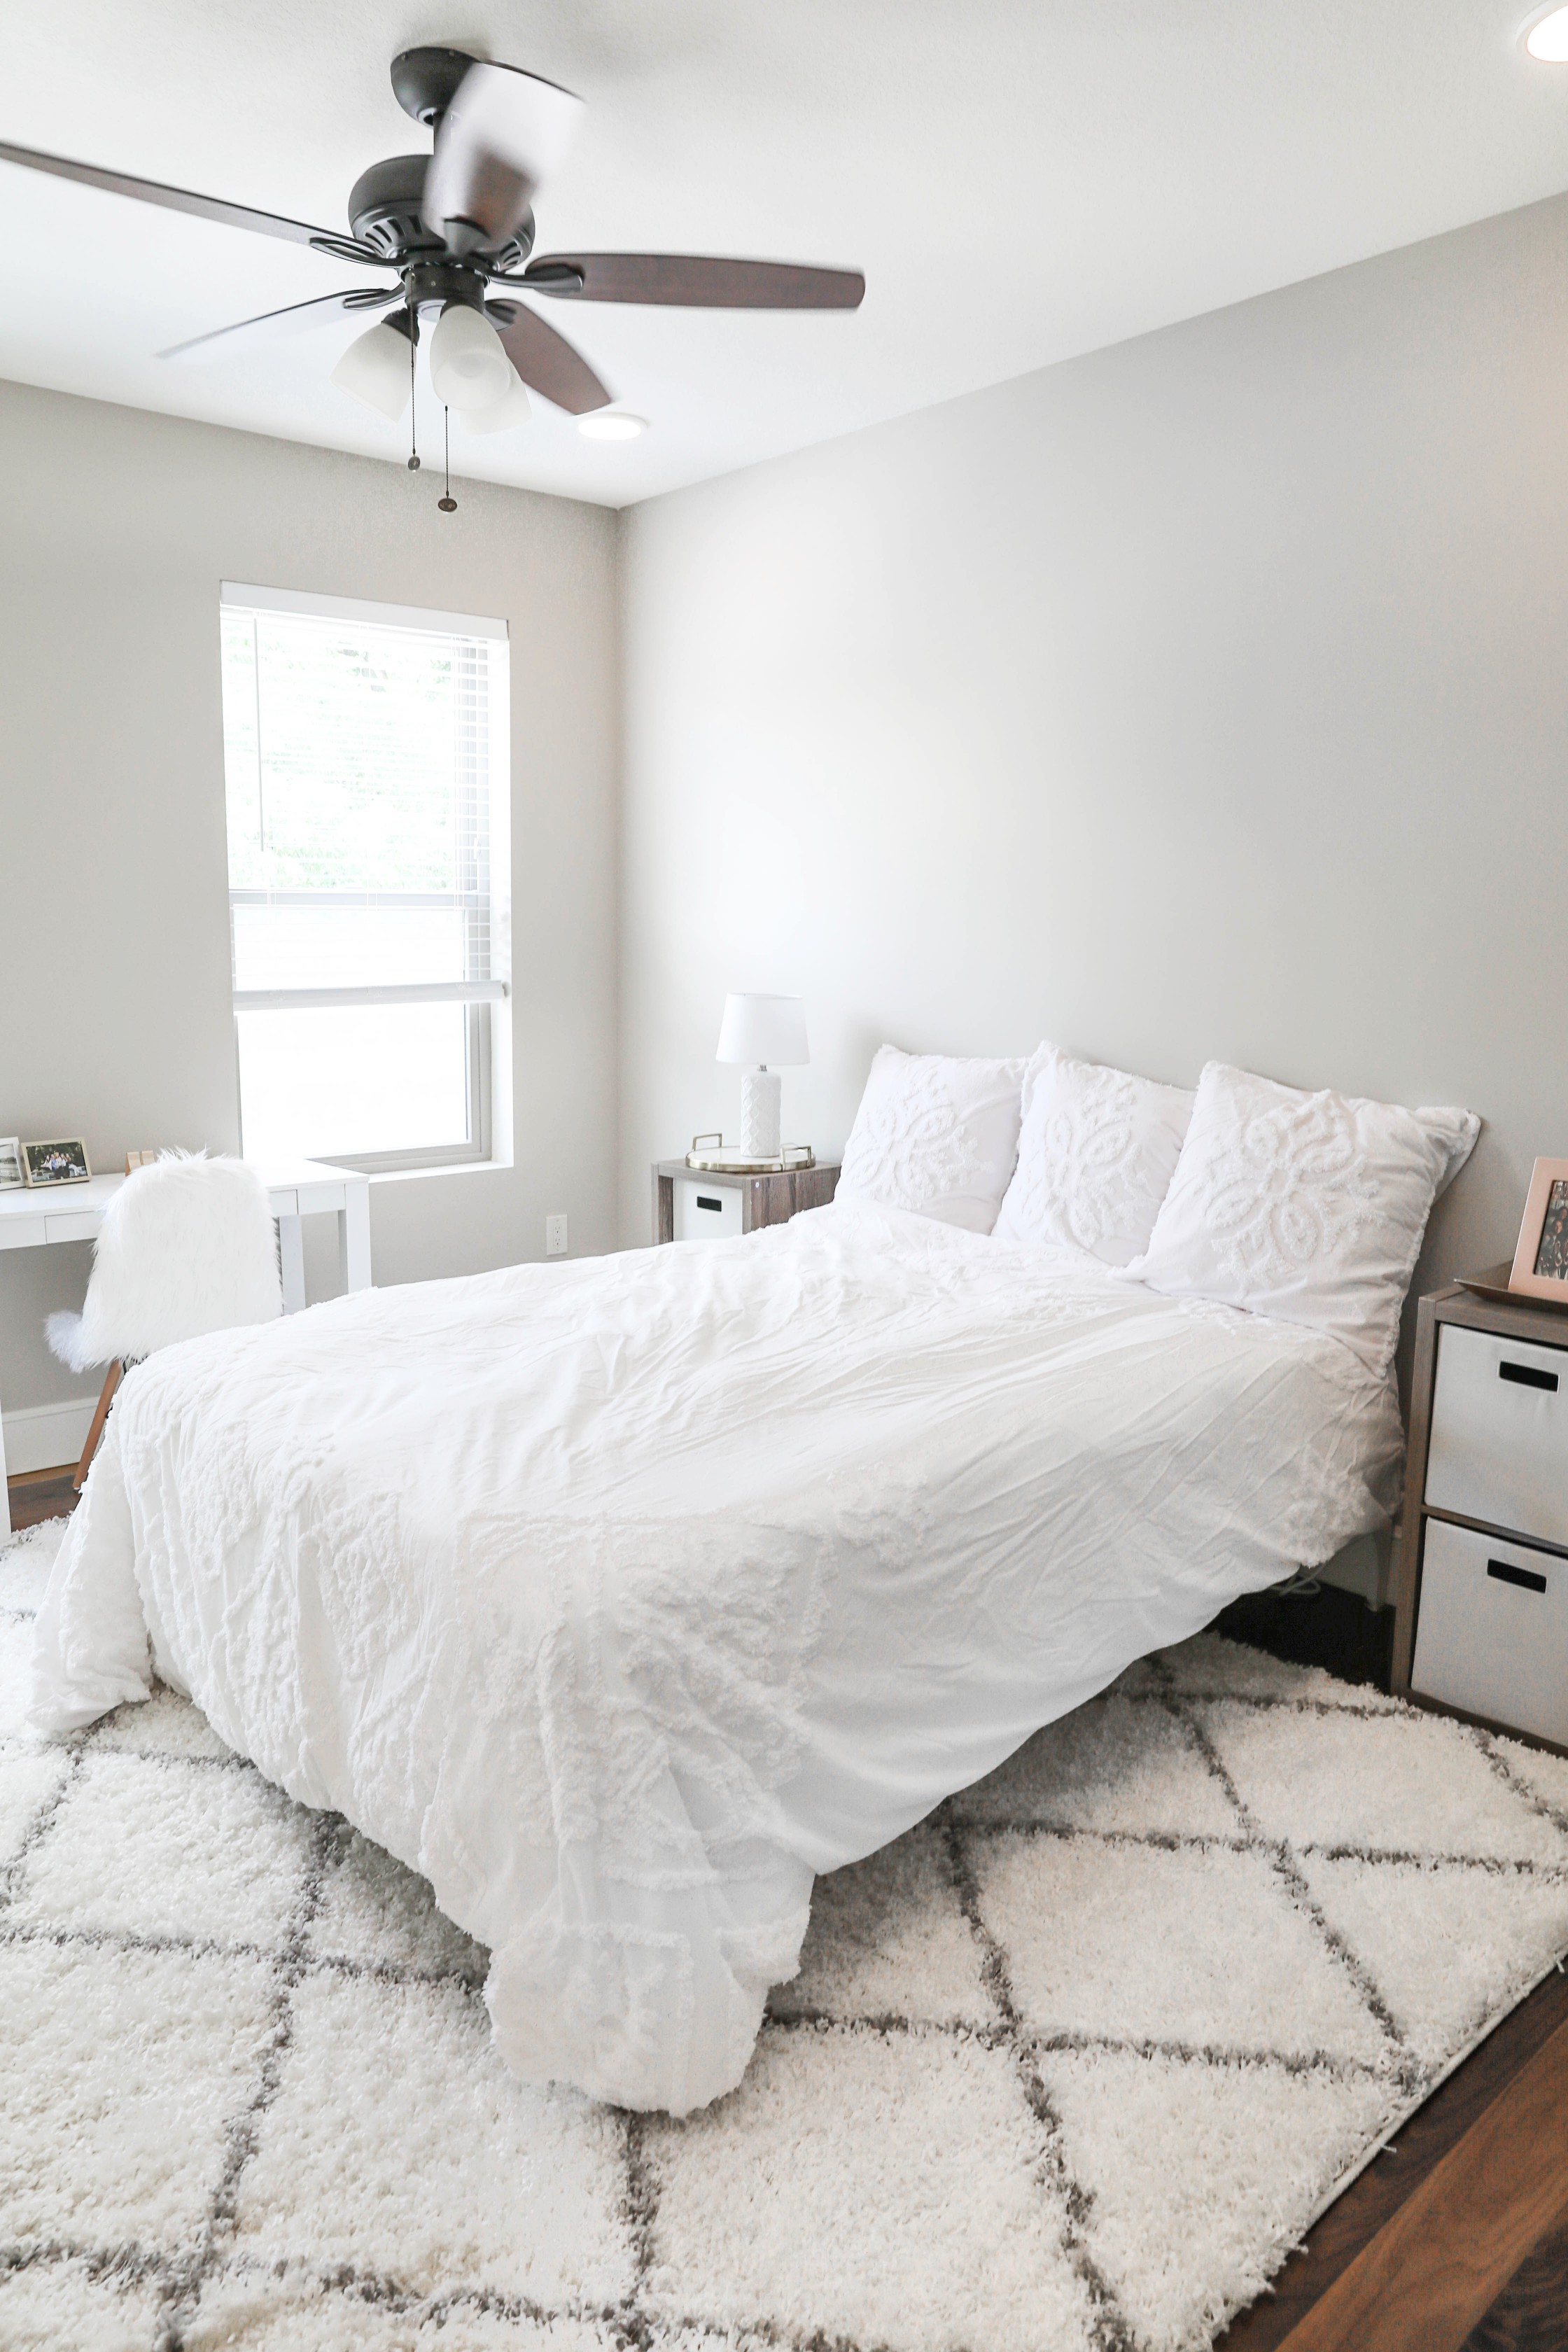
left=21, top=1137, right=91, bottom=1188
left=0, top=1138, right=21, bottom=1191
left=1506, top=1156, right=1568, bottom=1304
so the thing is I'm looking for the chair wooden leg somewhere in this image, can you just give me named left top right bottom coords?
left=75, top=1361, right=122, bottom=1490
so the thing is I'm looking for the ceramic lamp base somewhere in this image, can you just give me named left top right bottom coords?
left=739, top=1068, right=783, bottom=1160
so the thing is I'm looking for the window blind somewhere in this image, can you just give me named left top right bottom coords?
left=220, top=592, right=507, bottom=1011
left=219, top=585, right=509, bottom=1170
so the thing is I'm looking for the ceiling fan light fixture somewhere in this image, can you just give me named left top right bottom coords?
left=330, top=317, right=413, bottom=421
left=578, top=411, right=648, bottom=442
left=1524, top=4, right=1568, bottom=57
left=459, top=366, right=533, bottom=434
left=428, top=300, right=512, bottom=410
left=0, top=47, right=864, bottom=456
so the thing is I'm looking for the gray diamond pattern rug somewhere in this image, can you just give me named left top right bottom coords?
left=6, top=1516, right=1568, bottom=2352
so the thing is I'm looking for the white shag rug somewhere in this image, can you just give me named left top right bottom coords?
left=6, top=1520, right=1568, bottom=2352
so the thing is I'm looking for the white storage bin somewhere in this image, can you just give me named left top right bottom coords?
left=1411, top=1517, right=1568, bottom=1746
left=1424, top=1322, right=1568, bottom=1549
left=673, top=1177, right=743, bottom=1242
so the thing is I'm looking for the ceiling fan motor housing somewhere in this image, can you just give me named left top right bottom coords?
left=348, top=156, right=436, bottom=258
left=349, top=155, right=535, bottom=272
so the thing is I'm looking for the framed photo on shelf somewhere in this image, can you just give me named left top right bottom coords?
left=21, top=1137, right=92, bottom=1189
left=1508, top=1157, right=1568, bottom=1303
left=0, top=1137, right=22, bottom=1191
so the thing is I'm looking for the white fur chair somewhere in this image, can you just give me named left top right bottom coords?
left=47, top=1152, right=283, bottom=1486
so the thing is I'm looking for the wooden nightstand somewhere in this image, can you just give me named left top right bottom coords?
left=652, top=1158, right=840, bottom=1244
left=1393, top=1273, right=1568, bottom=1754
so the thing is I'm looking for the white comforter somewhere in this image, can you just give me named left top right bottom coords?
left=31, top=1200, right=1401, bottom=2113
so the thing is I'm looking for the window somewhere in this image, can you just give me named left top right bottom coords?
left=220, top=583, right=510, bottom=1174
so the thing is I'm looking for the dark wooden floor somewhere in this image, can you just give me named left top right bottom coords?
left=7, top=1473, right=1565, bottom=2344
left=7, top=1465, right=79, bottom=1530
left=1208, top=1581, right=1568, bottom=2351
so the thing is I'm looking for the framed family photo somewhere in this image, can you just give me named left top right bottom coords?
left=21, top=1137, right=92, bottom=1189
left=1508, top=1157, right=1568, bottom=1303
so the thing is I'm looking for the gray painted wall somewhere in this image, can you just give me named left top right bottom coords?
left=0, top=381, right=619, bottom=1422
left=8, top=186, right=1568, bottom=1459
left=618, top=190, right=1568, bottom=1368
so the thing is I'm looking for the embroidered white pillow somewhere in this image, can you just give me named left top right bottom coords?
left=836, top=1045, right=1028, bottom=1233
left=1127, top=1061, right=1480, bottom=1373
left=993, top=1044, right=1194, bottom=1266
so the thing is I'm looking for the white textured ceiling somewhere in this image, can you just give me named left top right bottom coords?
left=2, top=0, right=1568, bottom=508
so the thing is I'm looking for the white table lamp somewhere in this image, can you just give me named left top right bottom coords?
left=716, top=993, right=809, bottom=1160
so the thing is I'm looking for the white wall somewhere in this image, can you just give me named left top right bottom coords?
left=0, top=381, right=618, bottom=1441
left=10, top=185, right=1568, bottom=1471
left=618, top=190, right=1568, bottom=1357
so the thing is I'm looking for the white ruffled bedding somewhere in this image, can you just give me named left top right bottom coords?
left=30, top=1198, right=1402, bottom=2113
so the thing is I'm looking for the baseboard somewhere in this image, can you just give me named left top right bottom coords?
left=2, top=1394, right=96, bottom=1478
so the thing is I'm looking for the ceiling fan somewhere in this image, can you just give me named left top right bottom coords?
left=0, top=46, right=866, bottom=446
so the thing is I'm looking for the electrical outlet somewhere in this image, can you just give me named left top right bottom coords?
left=545, top=1213, right=568, bottom=1258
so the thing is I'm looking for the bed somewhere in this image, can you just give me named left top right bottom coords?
left=30, top=1191, right=1401, bottom=2114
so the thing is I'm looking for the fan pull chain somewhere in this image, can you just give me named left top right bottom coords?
left=440, top=407, right=457, bottom=513
left=407, top=316, right=420, bottom=472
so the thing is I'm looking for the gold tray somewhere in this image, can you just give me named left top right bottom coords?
left=685, top=1134, right=816, bottom=1175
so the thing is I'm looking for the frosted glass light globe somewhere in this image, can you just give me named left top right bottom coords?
left=461, top=367, right=532, bottom=434
left=428, top=302, right=512, bottom=410
left=330, top=320, right=412, bottom=421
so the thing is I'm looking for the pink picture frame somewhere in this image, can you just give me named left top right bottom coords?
left=1508, top=1156, right=1568, bottom=1303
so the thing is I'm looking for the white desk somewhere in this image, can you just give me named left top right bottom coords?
left=0, top=1158, right=370, bottom=1532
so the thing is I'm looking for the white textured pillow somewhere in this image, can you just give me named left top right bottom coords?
left=836, top=1044, right=1027, bottom=1233
left=1127, top=1061, right=1480, bottom=1372
left=993, top=1044, right=1194, bottom=1266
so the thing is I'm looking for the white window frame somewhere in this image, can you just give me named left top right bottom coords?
left=221, top=582, right=512, bottom=1177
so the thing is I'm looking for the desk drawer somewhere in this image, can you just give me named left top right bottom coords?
left=1412, top=1518, right=1568, bottom=1746
left=1425, top=1323, right=1568, bottom=1548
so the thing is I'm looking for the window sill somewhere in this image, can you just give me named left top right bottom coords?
left=368, top=1157, right=514, bottom=1186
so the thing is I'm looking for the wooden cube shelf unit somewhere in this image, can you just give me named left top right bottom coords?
left=653, top=1158, right=840, bottom=1245
left=1394, top=1275, right=1568, bottom=1755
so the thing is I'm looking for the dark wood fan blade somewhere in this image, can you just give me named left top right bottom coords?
left=0, top=137, right=356, bottom=250
left=158, top=288, right=401, bottom=363
left=424, top=61, right=583, bottom=254
left=523, top=254, right=865, bottom=309
left=486, top=300, right=610, bottom=414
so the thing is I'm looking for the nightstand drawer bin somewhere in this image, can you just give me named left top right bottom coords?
left=1424, top=1323, right=1568, bottom=1548
left=1411, top=1519, right=1568, bottom=1745
left=673, top=1178, right=743, bottom=1242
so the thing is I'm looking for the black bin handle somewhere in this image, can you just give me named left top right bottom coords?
left=1499, top=1361, right=1559, bottom=1393
left=1488, top=1559, right=1548, bottom=1595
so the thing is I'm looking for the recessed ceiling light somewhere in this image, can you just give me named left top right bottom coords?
left=578, top=412, right=648, bottom=442
left=1525, top=5, right=1568, bottom=60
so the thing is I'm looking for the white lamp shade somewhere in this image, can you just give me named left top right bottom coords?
left=716, top=992, right=808, bottom=1067
left=330, top=320, right=412, bottom=421
left=459, top=365, right=532, bottom=435
left=428, top=302, right=512, bottom=411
